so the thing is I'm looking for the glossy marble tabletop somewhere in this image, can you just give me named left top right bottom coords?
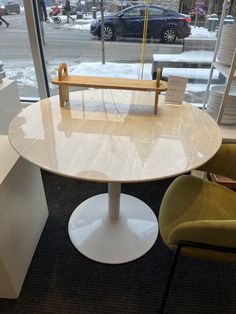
left=8, top=90, right=222, bottom=264
left=8, top=90, right=222, bottom=182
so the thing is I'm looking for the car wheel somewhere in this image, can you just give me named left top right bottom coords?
left=103, top=25, right=115, bottom=41
left=16, top=8, right=20, bottom=14
left=6, top=8, right=11, bottom=15
left=161, top=28, right=177, bottom=43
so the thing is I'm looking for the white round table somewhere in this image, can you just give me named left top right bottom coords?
left=8, top=89, right=222, bottom=264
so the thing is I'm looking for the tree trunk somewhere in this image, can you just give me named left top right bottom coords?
left=228, top=0, right=235, bottom=15
left=208, top=0, right=214, bottom=15
left=100, top=0, right=105, bottom=64
left=194, top=12, right=198, bottom=27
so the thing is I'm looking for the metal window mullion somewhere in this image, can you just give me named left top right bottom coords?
left=23, top=0, right=50, bottom=99
left=217, top=49, right=236, bottom=124
left=202, top=0, right=228, bottom=110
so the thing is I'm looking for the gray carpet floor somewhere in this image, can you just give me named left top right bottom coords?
left=0, top=170, right=235, bottom=314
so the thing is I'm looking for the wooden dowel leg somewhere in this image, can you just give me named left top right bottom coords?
left=154, top=91, right=159, bottom=115
left=59, top=85, right=69, bottom=107
left=59, top=86, right=64, bottom=107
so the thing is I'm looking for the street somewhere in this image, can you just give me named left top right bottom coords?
left=1, top=12, right=211, bottom=100
left=1, top=12, right=183, bottom=66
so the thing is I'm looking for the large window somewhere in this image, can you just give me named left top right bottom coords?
left=0, top=1, right=39, bottom=99
left=1, top=0, right=235, bottom=107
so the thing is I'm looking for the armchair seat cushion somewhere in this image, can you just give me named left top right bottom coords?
left=159, top=175, right=236, bottom=262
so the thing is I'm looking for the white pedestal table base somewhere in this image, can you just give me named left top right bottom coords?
left=68, top=193, right=158, bottom=264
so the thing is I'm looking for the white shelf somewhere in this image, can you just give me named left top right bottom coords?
left=216, top=49, right=236, bottom=124
left=213, top=61, right=236, bottom=79
left=201, top=1, right=236, bottom=141
left=202, top=0, right=236, bottom=129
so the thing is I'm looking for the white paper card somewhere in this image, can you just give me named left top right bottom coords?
left=165, top=75, right=187, bottom=104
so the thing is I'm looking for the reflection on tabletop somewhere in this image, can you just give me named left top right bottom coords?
left=8, top=89, right=222, bottom=183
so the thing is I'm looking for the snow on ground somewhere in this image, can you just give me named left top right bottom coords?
left=5, top=61, right=211, bottom=95
left=186, top=83, right=210, bottom=93
left=153, top=50, right=214, bottom=62
left=190, top=26, right=217, bottom=38
left=163, top=68, right=219, bottom=80
left=7, top=62, right=152, bottom=89
left=69, top=62, right=151, bottom=79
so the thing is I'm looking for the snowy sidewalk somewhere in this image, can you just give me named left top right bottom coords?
left=152, top=50, right=214, bottom=63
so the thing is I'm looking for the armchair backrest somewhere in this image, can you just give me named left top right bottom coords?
left=198, top=144, right=236, bottom=181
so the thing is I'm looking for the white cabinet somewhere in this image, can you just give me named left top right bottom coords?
left=0, top=79, right=22, bottom=135
left=0, top=139, right=48, bottom=298
left=0, top=80, right=49, bottom=298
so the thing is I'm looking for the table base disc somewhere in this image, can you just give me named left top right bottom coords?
left=68, top=193, right=158, bottom=264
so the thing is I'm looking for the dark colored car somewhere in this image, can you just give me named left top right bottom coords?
left=90, top=4, right=191, bottom=43
left=0, top=0, right=20, bottom=15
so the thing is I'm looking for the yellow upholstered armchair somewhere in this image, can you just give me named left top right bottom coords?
left=158, top=144, right=236, bottom=313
